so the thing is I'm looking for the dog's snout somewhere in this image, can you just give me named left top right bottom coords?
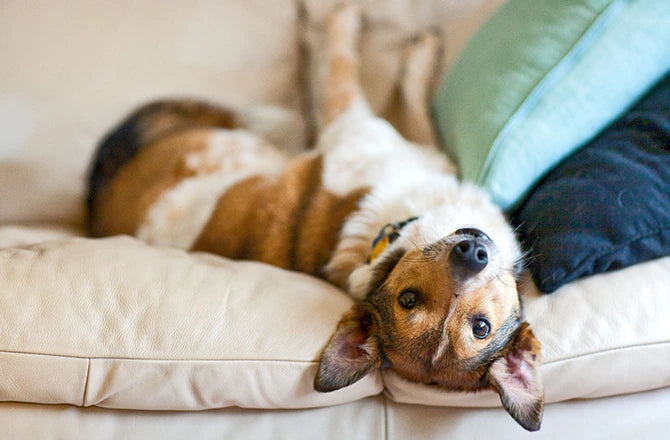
left=454, top=228, right=490, bottom=241
left=450, top=238, right=488, bottom=275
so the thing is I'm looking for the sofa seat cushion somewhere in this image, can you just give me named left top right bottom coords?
left=2, top=227, right=669, bottom=411
left=0, top=230, right=381, bottom=410
left=0, top=227, right=670, bottom=410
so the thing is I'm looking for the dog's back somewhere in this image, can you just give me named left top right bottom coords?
left=86, top=98, right=371, bottom=279
left=87, top=99, right=240, bottom=234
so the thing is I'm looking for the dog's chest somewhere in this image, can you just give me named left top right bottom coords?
left=317, top=115, right=453, bottom=196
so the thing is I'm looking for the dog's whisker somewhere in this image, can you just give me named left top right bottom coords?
left=511, top=221, right=526, bottom=235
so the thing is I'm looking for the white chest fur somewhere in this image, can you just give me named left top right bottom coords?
left=317, top=108, right=520, bottom=298
left=317, top=108, right=456, bottom=196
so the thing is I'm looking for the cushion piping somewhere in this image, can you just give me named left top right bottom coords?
left=540, top=340, right=670, bottom=367
left=0, top=349, right=319, bottom=364
left=4, top=339, right=669, bottom=372
left=478, top=0, right=626, bottom=187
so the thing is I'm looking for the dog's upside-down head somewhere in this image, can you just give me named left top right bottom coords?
left=315, top=228, right=543, bottom=431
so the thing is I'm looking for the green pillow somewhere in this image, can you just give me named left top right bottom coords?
left=432, top=0, right=670, bottom=211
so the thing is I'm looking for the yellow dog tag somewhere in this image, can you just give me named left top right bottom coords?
left=367, top=217, right=418, bottom=264
left=369, top=230, right=392, bottom=263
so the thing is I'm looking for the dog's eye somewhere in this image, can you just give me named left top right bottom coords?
left=398, top=289, right=420, bottom=309
left=472, top=318, right=490, bottom=339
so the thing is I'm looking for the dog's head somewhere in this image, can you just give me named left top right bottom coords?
left=316, top=226, right=543, bottom=431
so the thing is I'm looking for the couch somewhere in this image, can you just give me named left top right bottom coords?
left=1, top=0, right=669, bottom=438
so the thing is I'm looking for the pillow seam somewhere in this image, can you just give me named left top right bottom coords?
left=478, top=0, right=626, bottom=185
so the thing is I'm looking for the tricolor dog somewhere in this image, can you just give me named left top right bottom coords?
left=87, top=3, right=543, bottom=431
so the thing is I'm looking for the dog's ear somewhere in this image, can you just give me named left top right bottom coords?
left=488, top=322, right=544, bottom=432
left=314, top=303, right=381, bottom=392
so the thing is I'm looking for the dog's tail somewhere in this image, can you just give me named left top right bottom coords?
left=86, top=99, right=241, bottom=233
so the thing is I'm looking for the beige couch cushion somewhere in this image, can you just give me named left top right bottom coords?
left=0, top=231, right=381, bottom=410
left=1, top=226, right=669, bottom=411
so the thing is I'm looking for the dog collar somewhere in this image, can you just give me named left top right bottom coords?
left=368, top=216, right=418, bottom=263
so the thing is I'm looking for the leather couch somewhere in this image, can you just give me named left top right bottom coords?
left=1, top=1, right=668, bottom=438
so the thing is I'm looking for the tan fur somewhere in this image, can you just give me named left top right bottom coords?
left=192, top=154, right=369, bottom=277
left=323, top=54, right=360, bottom=125
left=91, top=126, right=368, bottom=278
left=190, top=175, right=271, bottom=259
left=90, top=129, right=214, bottom=237
left=396, top=32, right=442, bottom=145
left=317, top=230, right=371, bottom=290
left=320, top=2, right=365, bottom=127
left=292, top=180, right=369, bottom=276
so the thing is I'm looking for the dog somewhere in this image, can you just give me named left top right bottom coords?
left=86, top=3, right=543, bottom=431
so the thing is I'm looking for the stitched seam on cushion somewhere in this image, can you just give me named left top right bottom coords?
left=81, top=358, right=91, bottom=406
left=4, top=342, right=668, bottom=367
left=542, top=340, right=670, bottom=366
left=541, top=223, right=670, bottom=285
left=381, top=393, right=389, bottom=440
left=0, top=350, right=319, bottom=364
left=478, top=0, right=626, bottom=185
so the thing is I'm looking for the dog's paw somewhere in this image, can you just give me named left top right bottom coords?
left=405, top=30, right=442, bottom=76
left=401, top=30, right=444, bottom=101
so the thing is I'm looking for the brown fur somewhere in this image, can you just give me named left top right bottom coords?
left=324, top=240, right=374, bottom=291
left=190, top=175, right=271, bottom=260
left=192, top=154, right=369, bottom=277
left=88, top=99, right=241, bottom=236
left=132, top=100, right=240, bottom=146
left=90, top=129, right=215, bottom=237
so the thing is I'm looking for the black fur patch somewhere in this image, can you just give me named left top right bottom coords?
left=86, top=110, right=144, bottom=227
left=86, top=99, right=238, bottom=232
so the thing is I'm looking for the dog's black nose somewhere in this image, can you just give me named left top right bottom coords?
left=450, top=238, right=488, bottom=275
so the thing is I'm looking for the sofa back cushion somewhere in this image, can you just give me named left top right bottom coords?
left=432, top=0, right=670, bottom=210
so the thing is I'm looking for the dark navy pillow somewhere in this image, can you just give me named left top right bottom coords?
left=511, top=71, right=670, bottom=293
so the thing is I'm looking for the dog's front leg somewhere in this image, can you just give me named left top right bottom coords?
left=395, top=32, right=443, bottom=147
left=316, top=2, right=371, bottom=129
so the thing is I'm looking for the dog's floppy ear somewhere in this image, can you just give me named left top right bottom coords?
left=488, top=322, right=544, bottom=431
left=314, top=303, right=381, bottom=392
